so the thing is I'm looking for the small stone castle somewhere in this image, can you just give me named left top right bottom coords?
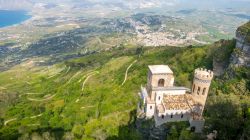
left=138, top=65, right=213, bottom=133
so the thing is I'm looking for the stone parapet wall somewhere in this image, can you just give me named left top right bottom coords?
left=194, top=68, right=213, bottom=81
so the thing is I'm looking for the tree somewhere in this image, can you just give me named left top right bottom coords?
left=179, top=130, right=195, bottom=140
left=205, top=95, right=242, bottom=139
left=0, top=118, right=3, bottom=128
left=72, top=124, right=84, bottom=139
left=167, top=126, right=179, bottom=140
left=135, top=46, right=144, bottom=57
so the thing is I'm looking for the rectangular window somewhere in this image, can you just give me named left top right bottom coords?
left=202, top=88, right=206, bottom=95
left=181, top=114, right=183, bottom=118
left=158, top=96, right=161, bottom=100
left=170, top=114, right=173, bottom=118
left=150, top=106, right=152, bottom=109
left=197, top=87, right=200, bottom=95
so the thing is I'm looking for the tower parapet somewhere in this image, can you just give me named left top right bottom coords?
left=194, top=68, right=213, bottom=81
left=192, top=68, right=213, bottom=107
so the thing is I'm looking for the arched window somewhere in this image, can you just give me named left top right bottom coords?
left=158, top=79, right=165, bottom=87
left=202, top=88, right=206, bottom=95
left=161, top=115, right=164, bottom=119
left=193, top=84, right=196, bottom=92
left=197, top=87, right=201, bottom=95
left=150, top=106, right=152, bottom=109
left=191, top=126, right=196, bottom=132
left=181, top=114, right=184, bottom=118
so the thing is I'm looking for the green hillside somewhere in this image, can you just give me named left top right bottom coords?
left=0, top=40, right=249, bottom=139
left=237, top=21, right=250, bottom=42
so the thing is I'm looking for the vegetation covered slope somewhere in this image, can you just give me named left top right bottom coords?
left=0, top=40, right=249, bottom=140
left=237, top=21, right=250, bottom=42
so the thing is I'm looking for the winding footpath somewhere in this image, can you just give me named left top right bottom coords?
left=30, top=113, right=43, bottom=119
left=66, top=71, right=82, bottom=85
left=81, top=105, right=95, bottom=109
left=4, top=113, right=43, bottom=126
left=81, top=72, right=98, bottom=91
left=0, top=86, right=7, bottom=92
left=19, top=93, right=43, bottom=98
left=48, top=66, right=67, bottom=79
left=121, top=60, right=137, bottom=86
left=65, top=66, right=71, bottom=74
left=27, top=94, right=56, bottom=102
left=4, top=118, right=17, bottom=126
left=78, top=71, right=96, bottom=83
left=75, top=71, right=98, bottom=103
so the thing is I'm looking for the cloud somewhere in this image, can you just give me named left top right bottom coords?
left=0, top=0, right=249, bottom=11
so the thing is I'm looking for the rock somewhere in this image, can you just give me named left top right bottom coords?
left=136, top=118, right=168, bottom=140
left=213, top=59, right=227, bottom=76
left=231, top=21, right=250, bottom=67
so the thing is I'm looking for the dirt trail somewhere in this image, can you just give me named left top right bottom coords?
left=121, top=60, right=137, bottom=86
left=75, top=99, right=80, bottom=103
left=19, top=93, right=43, bottom=98
left=78, top=71, right=96, bottom=83
left=75, top=71, right=98, bottom=103
left=66, top=71, right=82, bottom=85
left=27, top=94, right=56, bottom=102
left=81, top=72, right=98, bottom=91
left=4, top=118, right=17, bottom=126
left=30, top=113, right=43, bottom=119
left=4, top=114, right=43, bottom=126
left=48, top=66, right=67, bottom=79
left=81, top=106, right=95, bottom=109
left=65, top=66, right=71, bottom=74
left=0, top=86, right=7, bottom=90
left=27, top=124, right=40, bottom=126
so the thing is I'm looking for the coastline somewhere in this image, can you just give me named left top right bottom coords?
left=0, top=10, right=32, bottom=29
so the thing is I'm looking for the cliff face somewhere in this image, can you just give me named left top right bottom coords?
left=231, top=21, right=250, bottom=67
left=212, top=40, right=235, bottom=76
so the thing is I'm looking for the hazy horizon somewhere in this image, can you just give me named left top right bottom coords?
left=0, top=0, right=250, bottom=12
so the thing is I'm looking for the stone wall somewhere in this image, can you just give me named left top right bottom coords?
left=155, top=111, right=191, bottom=126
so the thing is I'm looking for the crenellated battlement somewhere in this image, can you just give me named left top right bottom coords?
left=194, top=68, right=213, bottom=81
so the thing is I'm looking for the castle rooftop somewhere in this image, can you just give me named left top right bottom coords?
left=148, top=65, right=173, bottom=74
left=163, top=94, right=198, bottom=111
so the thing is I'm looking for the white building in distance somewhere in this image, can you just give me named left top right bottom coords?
left=138, top=65, right=213, bottom=133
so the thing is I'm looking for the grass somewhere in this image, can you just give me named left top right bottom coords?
left=0, top=40, right=249, bottom=139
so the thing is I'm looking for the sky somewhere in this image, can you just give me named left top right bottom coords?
left=0, top=0, right=250, bottom=11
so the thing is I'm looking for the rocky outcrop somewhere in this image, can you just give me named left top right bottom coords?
left=212, top=40, right=236, bottom=76
left=213, top=60, right=227, bottom=76
left=136, top=118, right=168, bottom=140
left=230, top=21, right=250, bottom=67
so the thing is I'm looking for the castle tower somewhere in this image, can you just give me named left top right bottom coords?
left=147, top=65, right=174, bottom=100
left=189, top=68, right=213, bottom=133
left=191, top=68, right=213, bottom=106
left=145, top=65, right=174, bottom=117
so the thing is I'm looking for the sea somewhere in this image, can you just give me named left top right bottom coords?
left=0, top=10, right=31, bottom=28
